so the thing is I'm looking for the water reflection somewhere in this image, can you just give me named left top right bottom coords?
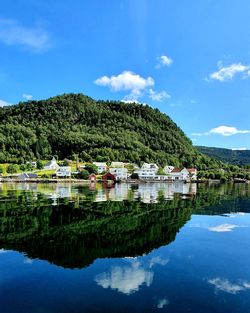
left=0, top=181, right=197, bottom=203
left=95, top=260, right=154, bottom=295
left=1, top=183, right=250, bottom=313
left=0, top=182, right=250, bottom=270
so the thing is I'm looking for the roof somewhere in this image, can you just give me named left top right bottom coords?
left=44, top=157, right=58, bottom=167
left=110, top=162, right=124, bottom=167
left=141, top=163, right=158, bottom=169
left=187, top=168, right=197, bottom=173
left=171, top=167, right=182, bottom=173
left=93, top=162, right=107, bottom=166
left=19, top=173, right=38, bottom=178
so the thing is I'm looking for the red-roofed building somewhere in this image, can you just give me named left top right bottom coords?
left=187, top=168, right=197, bottom=180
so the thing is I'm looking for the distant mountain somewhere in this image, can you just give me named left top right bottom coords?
left=196, top=146, right=250, bottom=166
left=0, top=93, right=219, bottom=168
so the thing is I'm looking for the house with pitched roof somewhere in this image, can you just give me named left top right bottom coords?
left=44, top=157, right=60, bottom=171
left=169, top=168, right=190, bottom=181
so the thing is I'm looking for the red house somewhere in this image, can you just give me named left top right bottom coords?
left=102, top=173, right=115, bottom=182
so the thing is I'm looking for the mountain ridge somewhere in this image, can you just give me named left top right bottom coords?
left=196, top=146, right=250, bottom=166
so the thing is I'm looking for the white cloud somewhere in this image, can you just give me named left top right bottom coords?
left=149, top=256, right=169, bottom=268
left=208, top=62, right=250, bottom=82
left=208, top=278, right=250, bottom=294
left=232, top=147, right=247, bottom=151
left=156, top=55, right=173, bottom=69
left=208, top=223, right=245, bottom=232
left=0, top=18, right=50, bottom=52
left=95, top=70, right=170, bottom=103
left=94, top=262, right=153, bottom=295
left=22, top=94, right=33, bottom=101
left=210, top=126, right=250, bottom=136
left=95, top=71, right=154, bottom=93
left=0, top=99, right=11, bottom=106
left=148, top=89, right=171, bottom=102
left=192, top=126, right=250, bottom=137
left=156, top=298, right=169, bottom=309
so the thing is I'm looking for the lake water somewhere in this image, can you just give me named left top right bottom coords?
left=0, top=182, right=250, bottom=313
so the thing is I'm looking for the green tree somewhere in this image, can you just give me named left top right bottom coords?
left=7, top=164, right=19, bottom=174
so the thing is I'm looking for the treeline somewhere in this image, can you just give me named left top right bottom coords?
left=197, top=146, right=250, bottom=166
left=0, top=93, right=227, bottom=169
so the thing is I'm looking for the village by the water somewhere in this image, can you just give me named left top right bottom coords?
left=0, top=157, right=198, bottom=183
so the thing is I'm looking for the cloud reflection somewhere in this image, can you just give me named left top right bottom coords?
left=208, top=224, right=246, bottom=232
left=95, top=261, right=153, bottom=295
left=156, top=298, right=169, bottom=309
left=149, top=256, right=169, bottom=268
left=208, top=278, right=250, bottom=294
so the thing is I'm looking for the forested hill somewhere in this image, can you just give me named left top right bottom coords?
left=197, top=146, right=250, bottom=166
left=0, top=93, right=218, bottom=168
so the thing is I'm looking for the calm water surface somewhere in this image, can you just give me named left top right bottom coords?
left=0, top=182, right=250, bottom=313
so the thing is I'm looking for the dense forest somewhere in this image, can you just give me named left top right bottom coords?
left=197, top=146, right=250, bottom=166
left=0, top=93, right=220, bottom=169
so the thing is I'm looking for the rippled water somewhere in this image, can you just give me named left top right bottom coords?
left=0, top=182, right=250, bottom=313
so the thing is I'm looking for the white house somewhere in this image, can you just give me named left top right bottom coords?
left=56, top=166, right=71, bottom=177
left=44, top=157, right=60, bottom=170
left=169, top=168, right=190, bottom=181
left=93, top=162, right=107, bottom=173
left=135, top=163, right=159, bottom=179
left=109, top=167, right=128, bottom=180
left=164, top=165, right=174, bottom=174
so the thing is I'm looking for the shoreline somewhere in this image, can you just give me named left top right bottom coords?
left=0, top=178, right=249, bottom=184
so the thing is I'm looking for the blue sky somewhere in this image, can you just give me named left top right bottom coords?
left=0, top=0, right=250, bottom=150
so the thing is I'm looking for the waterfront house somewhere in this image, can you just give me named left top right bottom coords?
left=56, top=166, right=71, bottom=177
left=44, top=157, right=60, bottom=171
left=170, top=168, right=190, bottom=181
left=93, top=162, right=107, bottom=173
left=135, top=163, right=159, bottom=180
left=18, top=173, right=38, bottom=181
left=109, top=167, right=128, bottom=180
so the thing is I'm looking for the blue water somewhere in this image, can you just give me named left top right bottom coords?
left=0, top=182, right=249, bottom=313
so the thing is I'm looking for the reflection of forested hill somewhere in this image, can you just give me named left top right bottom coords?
left=0, top=183, right=249, bottom=269
left=0, top=192, right=192, bottom=268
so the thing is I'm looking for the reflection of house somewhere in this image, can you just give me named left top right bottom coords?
left=18, top=173, right=38, bottom=181
left=93, top=162, right=107, bottom=173
left=56, top=166, right=71, bottom=177
left=89, top=173, right=97, bottom=182
left=44, top=157, right=60, bottom=170
left=109, top=168, right=128, bottom=180
left=108, top=184, right=130, bottom=201
left=135, top=163, right=159, bottom=179
left=103, top=173, right=116, bottom=181
left=95, top=190, right=108, bottom=202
